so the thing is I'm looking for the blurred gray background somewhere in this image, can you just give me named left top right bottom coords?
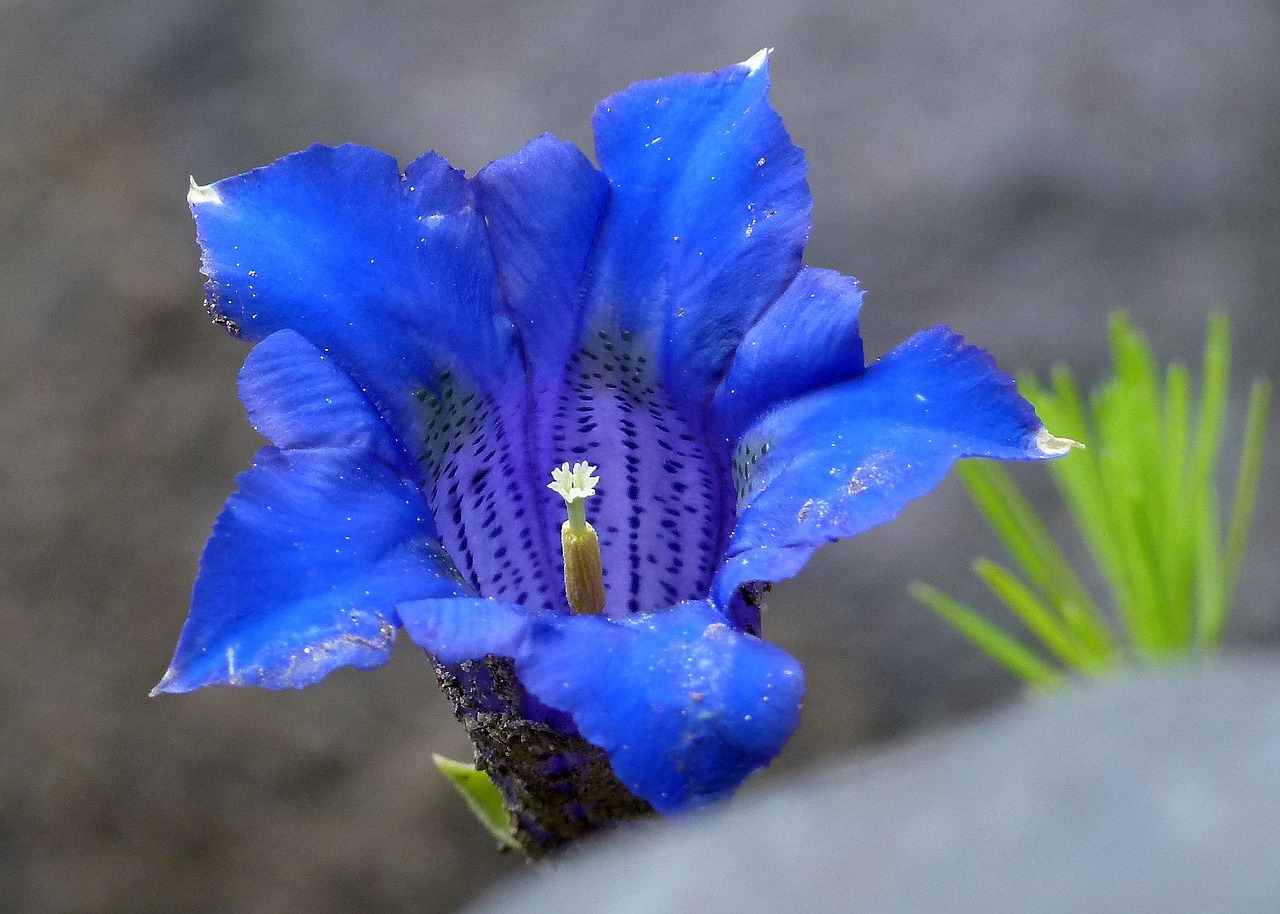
left=2, top=0, right=1277, bottom=911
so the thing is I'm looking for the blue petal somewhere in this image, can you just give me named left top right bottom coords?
left=531, top=53, right=810, bottom=614
left=473, top=134, right=608, bottom=398
left=473, top=135, right=614, bottom=557
left=191, top=143, right=523, bottom=440
left=396, top=597, right=535, bottom=664
left=586, top=51, right=811, bottom=414
left=714, top=327, right=1073, bottom=604
left=712, top=267, right=865, bottom=442
left=520, top=603, right=804, bottom=813
left=398, top=599, right=805, bottom=814
left=238, top=330, right=402, bottom=466
left=155, top=338, right=467, bottom=694
left=194, top=144, right=580, bottom=610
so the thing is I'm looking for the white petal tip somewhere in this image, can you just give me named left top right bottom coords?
left=1035, top=426, right=1084, bottom=456
left=148, top=673, right=172, bottom=697
left=187, top=176, right=222, bottom=206
left=742, top=48, right=772, bottom=75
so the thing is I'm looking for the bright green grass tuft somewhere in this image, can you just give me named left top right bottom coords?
left=914, top=313, right=1270, bottom=687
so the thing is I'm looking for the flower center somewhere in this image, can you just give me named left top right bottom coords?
left=548, top=462, right=607, bottom=615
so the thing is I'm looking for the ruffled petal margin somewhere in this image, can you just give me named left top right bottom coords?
left=714, top=326, right=1075, bottom=604
left=712, top=266, right=865, bottom=443
left=153, top=332, right=467, bottom=694
left=189, top=143, right=523, bottom=445
left=474, top=133, right=609, bottom=399
left=586, top=50, right=812, bottom=414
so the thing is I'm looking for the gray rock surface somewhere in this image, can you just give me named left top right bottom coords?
left=2, top=0, right=1278, bottom=911
left=467, top=656, right=1280, bottom=914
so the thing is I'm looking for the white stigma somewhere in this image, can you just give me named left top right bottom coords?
left=548, top=461, right=599, bottom=504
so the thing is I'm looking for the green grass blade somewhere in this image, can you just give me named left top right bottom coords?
left=1036, top=370, right=1134, bottom=617
left=912, top=583, right=1066, bottom=690
left=1212, top=378, right=1271, bottom=643
left=955, top=458, right=1114, bottom=655
left=1193, top=490, right=1224, bottom=648
left=956, top=461, right=1095, bottom=613
left=1187, top=315, right=1232, bottom=646
left=972, top=559, right=1094, bottom=670
left=1191, top=314, right=1232, bottom=493
left=1056, top=596, right=1120, bottom=662
left=1107, top=317, right=1183, bottom=643
left=1091, top=384, right=1166, bottom=654
left=1109, top=316, right=1165, bottom=489
left=1159, top=363, right=1195, bottom=640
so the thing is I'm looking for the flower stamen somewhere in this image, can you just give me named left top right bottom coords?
left=548, top=462, right=607, bottom=615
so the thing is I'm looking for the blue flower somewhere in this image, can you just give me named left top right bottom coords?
left=155, top=52, right=1071, bottom=825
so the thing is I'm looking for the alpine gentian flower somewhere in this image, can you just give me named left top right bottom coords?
left=155, top=51, right=1073, bottom=853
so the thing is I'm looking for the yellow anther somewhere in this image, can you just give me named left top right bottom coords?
left=548, top=462, right=606, bottom=615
